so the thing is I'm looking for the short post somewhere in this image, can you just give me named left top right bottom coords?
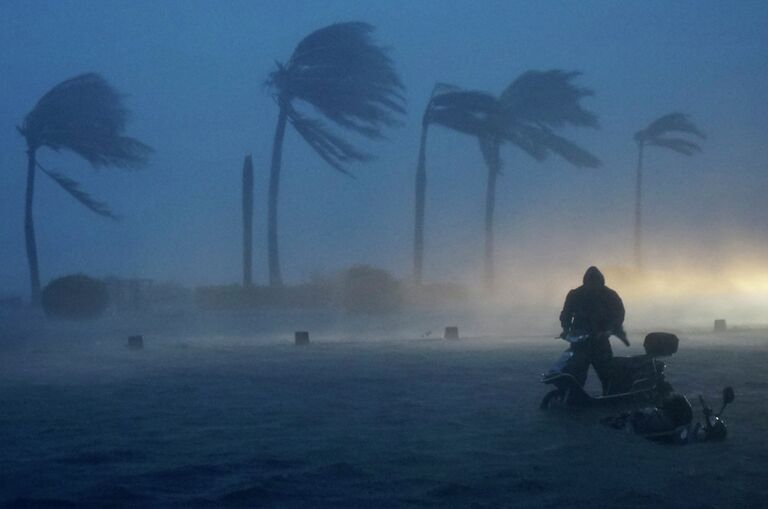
left=713, top=319, right=727, bottom=333
left=128, top=335, right=144, bottom=350
left=444, top=326, right=459, bottom=340
left=295, top=331, right=310, bottom=346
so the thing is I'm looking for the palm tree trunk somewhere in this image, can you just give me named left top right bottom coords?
left=484, top=148, right=500, bottom=292
left=24, top=149, right=41, bottom=305
left=242, top=154, right=254, bottom=287
left=413, top=122, right=429, bottom=285
left=633, top=142, right=645, bottom=270
left=268, top=107, right=288, bottom=287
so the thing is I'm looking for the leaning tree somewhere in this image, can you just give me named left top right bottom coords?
left=18, top=73, right=151, bottom=304
left=633, top=113, right=704, bottom=268
left=265, top=22, right=405, bottom=287
left=485, top=70, right=600, bottom=288
left=412, top=84, right=504, bottom=285
left=412, top=71, right=600, bottom=289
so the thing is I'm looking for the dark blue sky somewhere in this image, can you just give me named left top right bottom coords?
left=1, top=0, right=767, bottom=294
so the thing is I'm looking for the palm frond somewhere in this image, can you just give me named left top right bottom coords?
left=431, top=82, right=463, bottom=99
left=286, top=106, right=371, bottom=175
left=537, top=129, right=601, bottom=168
left=428, top=89, right=503, bottom=136
left=635, top=113, right=705, bottom=143
left=423, top=82, right=463, bottom=124
left=20, top=73, right=152, bottom=168
left=422, top=73, right=599, bottom=168
left=500, top=70, right=598, bottom=128
left=508, top=125, right=600, bottom=167
left=268, top=22, right=405, bottom=140
left=48, top=135, right=150, bottom=168
left=503, top=125, right=548, bottom=161
left=38, top=163, right=118, bottom=219
left=646, top=137, right=702, bottom=156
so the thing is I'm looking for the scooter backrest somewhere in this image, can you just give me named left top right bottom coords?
left=644, top=332, right=679, bottom=356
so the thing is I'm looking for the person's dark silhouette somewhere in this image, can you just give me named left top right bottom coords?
left=559, top=266, right=627, bottom=393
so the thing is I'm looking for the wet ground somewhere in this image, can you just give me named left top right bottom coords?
left=1, top=328, right=766, bottom=508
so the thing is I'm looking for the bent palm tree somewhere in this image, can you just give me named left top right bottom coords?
left=412, top=71, right=599, bottom=289
left=242, top=154, right=254, bottom=287
left=485, top=70, right=600, bottom=288
left=633, top=113, right=704, bottom=268
left=413, top=84, right=502, bottom=285
left=265, top=22, right=405, bottom=286
left=18, top=73, right=151, bottom=304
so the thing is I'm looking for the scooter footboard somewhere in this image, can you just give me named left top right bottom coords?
left=541, top=372, right=592, bottom=406
left=546, top=351, right=575, bottom=376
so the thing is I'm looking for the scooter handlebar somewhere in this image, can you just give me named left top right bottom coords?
left=556, top=331, right=630, bottom=346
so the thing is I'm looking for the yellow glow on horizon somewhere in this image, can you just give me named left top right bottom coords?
left=604, top=266, right=768, bottom=300
left=487, top=259, right=768, bottom=327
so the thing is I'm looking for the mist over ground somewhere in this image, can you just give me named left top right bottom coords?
left=1, top=326, right=766, bottom=507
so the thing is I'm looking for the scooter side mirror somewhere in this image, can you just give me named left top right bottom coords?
left=716, top=386, right=735, bottom=417
left=722, top=386, right=735, bottom=405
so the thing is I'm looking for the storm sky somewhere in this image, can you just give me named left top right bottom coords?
left=1, top=0, right=767, bottom=295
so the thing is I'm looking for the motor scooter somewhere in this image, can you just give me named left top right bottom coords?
left=602, top=386, right=735, bottom=444
left=540, top=331, right=677, bottom=409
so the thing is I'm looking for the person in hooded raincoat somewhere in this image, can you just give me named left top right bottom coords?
left=559, top=266, right=627, bottom=393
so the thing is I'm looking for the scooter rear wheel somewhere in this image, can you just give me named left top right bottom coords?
left=540, top=389, right=566, bottom=410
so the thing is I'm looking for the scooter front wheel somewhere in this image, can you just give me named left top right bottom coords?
left=540, top=389, right=566, bottom=410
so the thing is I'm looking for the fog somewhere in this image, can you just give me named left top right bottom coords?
left=1, top=3, right=768, bottom=505
left=1, top=0, right=767, bottom=325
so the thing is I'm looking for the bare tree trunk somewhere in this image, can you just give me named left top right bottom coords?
left=268, top=107, right=288, bottom=287
left=633, top=142, right=645, bottom=269
left=484, top=161, right=499, bottom=292
left=479, top=137, right=502, bottom=292
left=413, top=122, right=429, bottom=286
left=242, top=154, right=254, bottom=287
left=25, top=149, right=41, bottom=305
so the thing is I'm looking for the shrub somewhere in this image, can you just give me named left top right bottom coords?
left=42, top=274, right=110, bottom=320
left=341, top=265, right=402, bottom=314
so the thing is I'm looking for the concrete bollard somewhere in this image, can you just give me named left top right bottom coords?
left=713, top=319, right=727, bottom=333
left=444, top=326, right=459, bottom=340
left=128, top=335, right=144, bottom=350
left=295, top=331, right=310, bottom=346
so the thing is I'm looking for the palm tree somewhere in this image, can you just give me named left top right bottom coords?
left=412, top=71, right=599, bottom=289
left=265, top=22, right=405, bottom=287
left=633, top=113, right=704, bottom=268
left=485, top=70, right=600, bottom=289
left=413, top=84, right=503, bottom=285
left=242, top=154, right=254, bottom=287
left=17, top=73, right=151, bottom=305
